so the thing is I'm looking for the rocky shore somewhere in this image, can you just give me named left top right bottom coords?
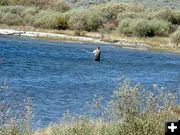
left=0, top=28, right=152, bottom=50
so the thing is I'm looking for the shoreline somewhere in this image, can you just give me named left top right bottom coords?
left=0, top=28, right=180, bottom=54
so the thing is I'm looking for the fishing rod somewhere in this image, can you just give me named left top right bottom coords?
left=81, top=49, right=93, bottom=54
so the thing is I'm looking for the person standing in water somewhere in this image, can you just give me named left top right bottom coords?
left=93, top=47, right=101, bottom=61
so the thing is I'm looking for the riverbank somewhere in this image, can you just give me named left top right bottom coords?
left=0, top=26, right=180, bottom=53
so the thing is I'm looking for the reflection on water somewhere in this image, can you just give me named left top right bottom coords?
left=0, top=36, right=180, bottom=128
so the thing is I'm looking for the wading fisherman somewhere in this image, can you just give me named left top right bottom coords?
left=93, top=47, right=101, bottom=61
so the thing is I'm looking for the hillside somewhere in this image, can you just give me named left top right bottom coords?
left=1, top=0, right=180, bottom=9
left=70, top=0, right=180, bottom=9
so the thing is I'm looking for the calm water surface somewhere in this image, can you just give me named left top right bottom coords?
left=0, top=36, right=180, bottom=128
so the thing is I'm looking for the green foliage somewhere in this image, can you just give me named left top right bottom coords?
left=16, top=0, right=51, bottom=8
left=84, top=11, right=104, bottom=31
left=44, top=82, right=178, bottom=135
left=67, top=8, right=104, bottom=31
left=0, top=12, right=23, bottom=25
left=68, top=11, right=87, bottom=31
left=51, top=0, right=72, bottom=12
left=118, top=18, right=171, bottom=37
left=53, top=15, right=69, bottom=30
left=70, top=0, right=180, bottom=10
left=0, top=5, right=25, bottom=15
left=118, top=18, right=134, bottom=36
left=0, top=0, right=9, bottom=6
left=91, top=3, right=126, bottom=20
left=90, top=3, right=144, bottom=22
left=0, top=1, right=179, bottom=38
left=117, top=12, right=145, bottom=21
left=149, top=9, right=180, bottom=25
left=32, top=10, right=59, bottom=29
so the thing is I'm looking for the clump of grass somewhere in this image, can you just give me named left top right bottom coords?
left=36, top=81, right=178, bottom=135
left=0, top=81, right=32, bottom=135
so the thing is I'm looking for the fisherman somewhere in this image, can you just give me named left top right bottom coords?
left=93, top=47, right=101, bottom=61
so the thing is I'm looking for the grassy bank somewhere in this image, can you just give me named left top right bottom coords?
left=0, top=1, right=180, bottom=52
left=1, top=81, right=180, bottom=135
left=1, top=24, right=180, bottom=53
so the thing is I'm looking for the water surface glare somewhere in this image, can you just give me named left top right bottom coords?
left=0, top=36, right=180, bottom=128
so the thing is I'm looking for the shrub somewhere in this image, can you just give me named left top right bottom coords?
left=17, top=0, right=51, bottom=8
left=135, top=19, right=171, bottom=37
left=0, top=5, right=25, bottom=15
left=108, top=82, right=178, bottom=135
left=171, top=29, right=180, bottom=48
left=53, top=15, right=69, bottom=30
left=51, top=0, right=72, bottom=12
left=40, top=82, right=178, bottom=135
left=90, top=3, right=126, bottom=21
left=21, top=6, right=40, bottom=16
left=32, top=10, right=59, bottom=29
left=67, top=11, right=87, bottom=31
left=118, top=18, right=134, bottom=36
left=117, top=12, right=145, bottom=21
left=84, top=11, right=104, bottom=31
left=126, top=4, right=145, bottom=12
left=0, top=0, right=9, bottom=5
left=118, top=18, right=171, bottom=37
left=151, top=9, right=180, bottom=25
left=68, top=5, right=120, bottom=32
left=0, top=12, right=23, bottom=25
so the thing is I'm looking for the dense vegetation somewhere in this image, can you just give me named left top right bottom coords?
left=1, top=81, right=179, bottom=135
left=0, top=0, right=180, bottom=46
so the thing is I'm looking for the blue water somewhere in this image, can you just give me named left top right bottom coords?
left=0, top=36, right=180, bottom=128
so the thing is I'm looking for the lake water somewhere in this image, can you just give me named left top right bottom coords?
left=0, top=36, right=180, bottom=128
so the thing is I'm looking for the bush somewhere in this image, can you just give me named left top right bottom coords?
left=16, top=0, right=51, bottom=8
left=0, top=12, right=23, bottom=25
left=84, top=11, right=104, bottom=31
left=118, top=18, right=135, bottom=36
left=108, top=82, right=178, bottom=135
left=171, top=29, right=180, bottom=48
left=118, top=18, right=171, bottom=37
left=0, top=0, right=9, bottom=5
left=67, top=10, right=87, bottom=31
left=32, top=10, right=58, bottom=29
left=117, top=12, right=145, bottom=21
left=51, top=0, right=72, bottom=12
left=151, top=9, right=180, bottom=25
left=0, top=6, right=40, bottom=26
left=53, top=15, right=69, bottom=30
left=0, top=5, right=25, bottom=15
left=40, top=82, right=178, bottom=135
left=67, top=6, right=118, bottom=32
left=90, top=3, right=126, bottom=21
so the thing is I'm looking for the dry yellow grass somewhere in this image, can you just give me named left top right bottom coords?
left=0, top=24, right=179, bottom=53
